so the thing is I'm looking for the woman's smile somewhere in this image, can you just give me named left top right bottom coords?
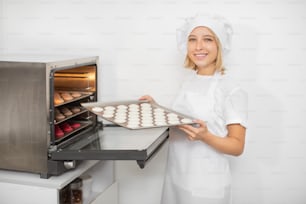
left=193, top=52, right=208, bottom=60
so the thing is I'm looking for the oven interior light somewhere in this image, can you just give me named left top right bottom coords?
left=54, top=72, right=90, bottom=78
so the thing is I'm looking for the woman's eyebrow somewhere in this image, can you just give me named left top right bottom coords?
left=188, top=34, right=214, bottom=38
left=202, top=34, right=214, bottom=38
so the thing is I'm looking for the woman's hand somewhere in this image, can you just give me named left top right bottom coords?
left=178, top=119, right=210, bottom=141
left=138, top=95, right=156, bottom=104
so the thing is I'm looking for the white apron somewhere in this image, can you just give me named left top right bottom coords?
left=161, top=73, right=232, bottom=204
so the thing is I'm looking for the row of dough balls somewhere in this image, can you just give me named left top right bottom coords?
left=91, top=103, right=193, bottom=128
left=54, top=91, right=83, bottom=105
left=92, top=103, right=168, bottom=113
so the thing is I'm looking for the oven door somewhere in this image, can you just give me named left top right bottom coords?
left=50, top=126, right=169, bottom=168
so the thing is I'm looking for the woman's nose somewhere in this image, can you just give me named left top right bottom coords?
left=196, top=40, right=204, bottom=50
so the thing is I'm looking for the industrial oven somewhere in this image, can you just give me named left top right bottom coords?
left=0, top=56, right=168, bottom=178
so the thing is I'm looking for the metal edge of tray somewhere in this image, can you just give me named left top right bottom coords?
left=81, top=100, right=148, bottom=108
left=81, top=100, right=197, bottom=130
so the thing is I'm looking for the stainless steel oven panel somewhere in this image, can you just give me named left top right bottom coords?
left=0, top=61, right=48, bottom=174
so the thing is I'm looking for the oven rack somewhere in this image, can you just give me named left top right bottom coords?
left=54, top=91, right=94, bottom=108
left=54, top=108, right=88, bottom=125
left=54, top=121, right=93, bottom=144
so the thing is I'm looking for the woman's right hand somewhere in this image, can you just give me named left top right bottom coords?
left=139, top=95, right=156, bottom=104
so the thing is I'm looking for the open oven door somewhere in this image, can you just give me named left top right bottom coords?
left=49, top=125, right=169, bottom=169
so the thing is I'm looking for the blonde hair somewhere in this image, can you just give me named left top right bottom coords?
left=184, top=28, right=225, bottom=74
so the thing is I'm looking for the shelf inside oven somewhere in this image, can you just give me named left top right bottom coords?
left=54, top=108, right=88, bottom=125
left=54, top=91, right=94, bottom=108
left=50, top=127, right=169, bottom=169
left=55, top=121, right=93, bottom=143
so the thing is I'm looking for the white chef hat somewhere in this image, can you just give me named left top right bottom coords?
left=176, top=13, right=233, bottom=55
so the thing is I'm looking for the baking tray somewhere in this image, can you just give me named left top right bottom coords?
left=81, top=100, right=196, bottom=129
left=54, top=91, right=94, bottom=107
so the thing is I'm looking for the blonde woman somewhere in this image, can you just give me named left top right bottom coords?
left=140, top=13, right=247, bottom=204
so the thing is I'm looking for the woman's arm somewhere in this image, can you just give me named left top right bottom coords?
left=178, top=120, right=246, bottom=156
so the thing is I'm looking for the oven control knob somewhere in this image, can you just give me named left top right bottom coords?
left=64, top=160, right=76, bottom=169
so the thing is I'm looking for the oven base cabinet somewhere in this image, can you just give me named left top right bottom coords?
left=0, top=161, right=117, bottom=204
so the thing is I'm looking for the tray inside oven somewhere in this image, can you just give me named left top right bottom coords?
left=54, top=106, right=87, bottom=125
left=54, top=91, right=94, bottom=107
left=54, top=120, right=93, bottom=143
left=81, top=100, right=196, bottom=130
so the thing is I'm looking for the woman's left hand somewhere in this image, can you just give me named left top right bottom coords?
left=178, top=119, right=210, bottom=141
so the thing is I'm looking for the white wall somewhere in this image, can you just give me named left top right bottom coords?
left=1, top=0, right=306, bottom=204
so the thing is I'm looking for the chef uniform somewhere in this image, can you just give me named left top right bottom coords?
left=160, top=14, right=248, bottom=204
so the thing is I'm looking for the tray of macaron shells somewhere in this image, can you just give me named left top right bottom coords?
left=81, top=100, right=196, bottom=130
left=53, top=91, right=94, bottom=140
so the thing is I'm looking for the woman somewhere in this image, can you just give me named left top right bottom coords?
left=140, top=13, right=247, bottom=204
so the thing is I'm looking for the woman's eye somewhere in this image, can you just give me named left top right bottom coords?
left=188, top=38, right=196, bottom=42
left=204, top=38, right=213, bottom=42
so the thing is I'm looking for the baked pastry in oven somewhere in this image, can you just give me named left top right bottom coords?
left=70, top=122, right=81, bottom=129
left=61, top=92, right=73, bottom=101
left=71, top=92, right=82, bottom=98
left=55, top=125, right=64, bottom=139
left=70, top=106, right=81, bottom=113
left=55, top=108, right=65, bottom=121
left=54, top=92, right=64, bottom=105
left=60, top=107, right=73, bottom=116
left=60, top=122, right=73, bottom=133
